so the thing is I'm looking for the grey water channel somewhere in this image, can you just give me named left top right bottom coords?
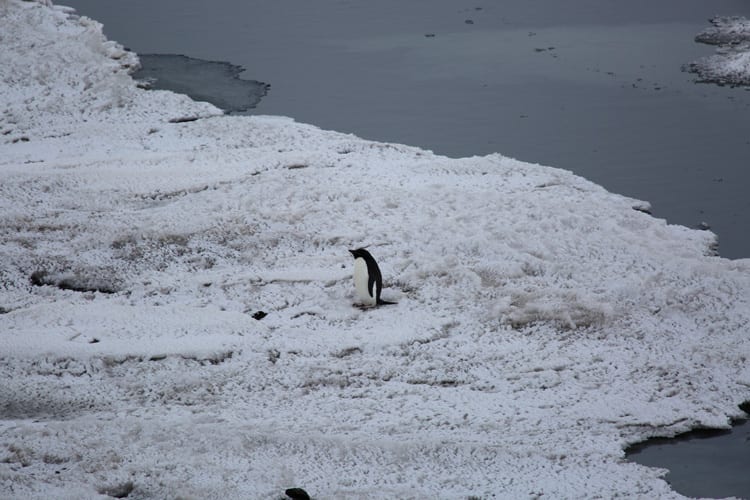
left=62, top=1, right=750, bottom=497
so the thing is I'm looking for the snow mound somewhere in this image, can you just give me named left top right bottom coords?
left=2, top=1, right=750, bottom=498
left=0, top=0, right=221, bottom=142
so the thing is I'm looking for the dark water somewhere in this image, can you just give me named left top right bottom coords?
left=133, top=54, right=269, bottom=113
left=60, top=1, right=750, bottom=495
left=626, top=418, right=750, bottom=498
left=65, top=0, right=750, bottom=259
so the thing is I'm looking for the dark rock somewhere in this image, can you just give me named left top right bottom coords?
left=253, top=310, right=267, bottom=320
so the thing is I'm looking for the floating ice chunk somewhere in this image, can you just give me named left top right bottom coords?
left=685, top=16, right=750, bottom=86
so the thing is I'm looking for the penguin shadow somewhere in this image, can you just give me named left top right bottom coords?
left=352, top=301, right=397, bottom=311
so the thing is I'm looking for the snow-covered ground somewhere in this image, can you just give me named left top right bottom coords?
left=2, top=1, right=749, bottom=498
left=686, top=16, right=750, bottom=86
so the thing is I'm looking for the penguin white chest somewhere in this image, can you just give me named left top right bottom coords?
left=353, top=257, right=377, bottom=306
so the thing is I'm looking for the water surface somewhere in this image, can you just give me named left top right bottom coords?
left=627, top=419, right=750, bottom=498
left=133, top=54, right=269, bottom=113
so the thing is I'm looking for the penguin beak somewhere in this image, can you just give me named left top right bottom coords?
left=348, top=249, right=355, bottom=256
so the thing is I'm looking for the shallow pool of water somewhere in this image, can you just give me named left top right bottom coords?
left=133, top=54, right=269, bottom=113
left=627, top=418, right=750, bottom=498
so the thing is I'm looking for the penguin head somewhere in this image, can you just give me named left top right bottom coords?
left=349, top=248, right=371, bottom=260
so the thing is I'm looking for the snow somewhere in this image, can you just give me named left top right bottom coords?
left=1, top=1, right=750, bottom=498
left=685, top=16, right=750, bottom=86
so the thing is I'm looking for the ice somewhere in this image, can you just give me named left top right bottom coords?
left=1, top=1, right=749, bottom=498
left=695, top=16, right=750, bottom=46
left=685, top=16, right=750, bottom=86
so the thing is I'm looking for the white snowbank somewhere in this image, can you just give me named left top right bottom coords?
left=1, top=1, right=749, bottom=498
left=686, top=16, right=750, bottom=86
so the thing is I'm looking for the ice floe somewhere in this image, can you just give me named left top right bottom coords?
left=685, top=16, right=750, bottom=86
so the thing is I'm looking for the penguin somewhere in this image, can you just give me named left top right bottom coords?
left=348, top=248, right=396, bottom=307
